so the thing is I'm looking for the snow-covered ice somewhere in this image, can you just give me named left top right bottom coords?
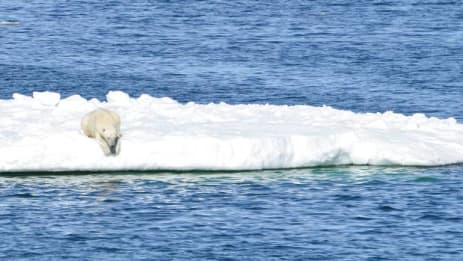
left=1, top=91, right=462, bottom=172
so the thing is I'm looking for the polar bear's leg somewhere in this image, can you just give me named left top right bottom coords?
left=96, top=136, right=112, bottom=156
left=113, top=136, right=121, bottom=155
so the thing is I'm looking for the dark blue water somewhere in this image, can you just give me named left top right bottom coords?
left=2, top=0, right=463, bottom=119
left=1, top=1, right=463, bottom=260
left=1, top=167, right=463, bottom=260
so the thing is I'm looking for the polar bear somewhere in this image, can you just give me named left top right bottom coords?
left=81, top=108, right=121, bottom=156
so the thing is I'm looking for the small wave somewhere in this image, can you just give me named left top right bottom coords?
left=0, top=20, right=19, bottom=26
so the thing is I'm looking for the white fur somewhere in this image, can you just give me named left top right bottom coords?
left=81, top=108, right=121, bottom=156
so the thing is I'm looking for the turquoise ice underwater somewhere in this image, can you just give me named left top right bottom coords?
left=1, top=0, right=463, bottom=260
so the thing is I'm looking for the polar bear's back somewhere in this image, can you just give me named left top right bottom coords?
left=81, top=108, right=120, bottom=138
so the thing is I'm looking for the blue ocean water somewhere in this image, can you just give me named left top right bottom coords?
left=1, top=1, right=463, bottom=260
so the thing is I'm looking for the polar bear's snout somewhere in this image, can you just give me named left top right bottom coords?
left=81, top=108, right=122, bottom=156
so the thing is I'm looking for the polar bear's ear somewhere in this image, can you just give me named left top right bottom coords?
left=102, top=128, right=106, bottom=133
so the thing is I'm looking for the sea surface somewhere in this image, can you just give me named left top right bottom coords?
left=1, top=0, right=463, bottom=260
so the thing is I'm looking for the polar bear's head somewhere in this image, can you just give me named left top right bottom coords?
left=98, top=126, right=121, bottom=155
